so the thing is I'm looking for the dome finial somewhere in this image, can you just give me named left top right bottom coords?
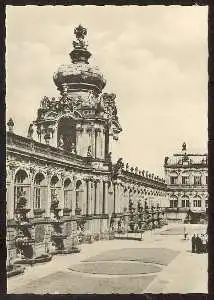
left=73, top=25, right=88, bottom=51
left=74, top=24, right=87, bottom=41
left=70, top=24, right=91, bottom=63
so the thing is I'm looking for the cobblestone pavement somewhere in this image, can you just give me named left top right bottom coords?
left=8, top=224, right=207, bottom=294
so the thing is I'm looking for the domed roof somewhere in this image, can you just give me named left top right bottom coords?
left=53, top=25, right=106, bottom=94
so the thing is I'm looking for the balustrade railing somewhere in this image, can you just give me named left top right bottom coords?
left=7, top=132, right=90, bottom=168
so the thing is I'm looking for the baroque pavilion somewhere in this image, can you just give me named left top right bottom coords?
left=6, top=25, right=206, bottom=265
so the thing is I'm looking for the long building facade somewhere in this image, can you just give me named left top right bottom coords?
left=6, top=26, right=168, bottom=265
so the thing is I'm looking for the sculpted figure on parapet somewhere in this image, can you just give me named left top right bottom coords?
left=113, top=157, right=124, bottom=176
left=164, top=156, right=169, bottom=165
left=27, top=123, right=34, bottom=139
left=87, top=145, right=93, bottom=158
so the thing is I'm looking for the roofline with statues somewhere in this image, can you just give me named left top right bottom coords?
left=164, top=142, right=207, bottom=169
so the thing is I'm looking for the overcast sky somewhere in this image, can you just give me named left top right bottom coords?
left=6, top=5, right=208, bottom=176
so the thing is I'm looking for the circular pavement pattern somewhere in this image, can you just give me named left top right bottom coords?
left=83, top=247, right=179, bottom=265
left=69, top=261, right=162, bottom=275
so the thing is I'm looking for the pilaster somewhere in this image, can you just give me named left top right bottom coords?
left=99, top=181, right=103, bottom=214
left=76, top=125, right=84, bottom=156
left=29, top=169, right=34, bottom=218
left=7, top=182, right=14, bottom=220
left=91, top=181, right=95, bottom=214
left=103, top=181, right=108, bottom=214
left=87, top=180, right=92, bottom=215
left=46, top=176, right=52, bottom=217
left=81, top=181, right=87, bottom=215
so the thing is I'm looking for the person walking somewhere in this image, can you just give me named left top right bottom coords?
left=202, top=234, right=207, bottom=253
left=192, top=233, right=196, bottom=253
left=195, top=234, right=201, bottom=253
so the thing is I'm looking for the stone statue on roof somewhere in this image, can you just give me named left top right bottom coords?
left=182, top=142, right=187, bottom=151
left=27, top=123, right=34, bottom=139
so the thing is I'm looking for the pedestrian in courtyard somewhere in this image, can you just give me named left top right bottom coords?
left=191, top=233, right=196, bottom=253
left=201, top=234, right=207, bottom=253
left=205, top=233, right=208, bottom=253
left=195, top=234, right=201, bottom=253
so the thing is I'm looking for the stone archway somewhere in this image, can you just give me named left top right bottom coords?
left=57, top=116, right=76, bottom=152
left=14, top=169, right=30, bottom=208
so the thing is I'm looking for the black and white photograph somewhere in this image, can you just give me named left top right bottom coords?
left=6, top=5, right=208, bottom=294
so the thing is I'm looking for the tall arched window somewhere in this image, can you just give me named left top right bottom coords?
left=50, top=175, right=61, bottom=202
left=14, top=170, right=30, bottom=208
left=169, top=195, right=178, bottom=208
left=34, top=173, right=47, bottom=209
left=57, top=117, right=76, bottom=152
left=193, top=196, right=201, bottom=208
left=64, top=178, right=73, bottom=209
left=181, top=196, right=189, bottom=208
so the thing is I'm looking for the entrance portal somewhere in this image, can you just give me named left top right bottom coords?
left=57, top=117, right=76, bottom=152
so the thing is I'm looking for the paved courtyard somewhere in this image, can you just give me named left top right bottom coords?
left=8, top=224, right=207, bottom=294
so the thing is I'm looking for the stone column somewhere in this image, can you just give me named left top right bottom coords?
left=86, top=180, right=92, bottom=215
left=95, top=128, right=102, bottom=159
left=103, top=181, right=108, bottom=214
left=91, top=128, right=96, bottom=158
left=117, top=183, right=123, bottom=213
left=50, top=125, right=58, bottom=148
left=99, top=181, right=103, bottom=214
left=7, top=169, right=15, bottom=220
left=109, top=131, right=114, bottom=154
left=7, top=182, right=14, bottom=220
left=71, top=180, right=76, bottom=216
left=59, top=176, right=64, bottom=214
left=178, top=173, right=182, bottom=185
left=76, top=126, right=83, bottom=156
left=46, top=175, right=52, bottom=218
left=113, top=182, right=120, bottom=214
left=95, top=181, right=100, bottom=215
left=103, top=129, right=108, bottom=159
left=81, top=181, right=87, bottom=215
left=90, top=180, right=94, bottom=215
left=99, top=131, right=103, bottom=159
left=82, top=126, right=90, bottom=157
left=29, top=170, right=34, bottom=218
left=189, top=172, right=194, bottom=185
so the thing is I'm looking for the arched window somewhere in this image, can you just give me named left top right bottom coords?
left=193, top=196, right=201, bottom=208
left=64, top=178, right=73, bottom=209
left=50, top=175, right=61, bottom=202
left=181, top=196, right=189, bottom=208
left=34, top=173, right=47, bottom=209
left=57, top=117, right=76, bottom=152
left=169, top=195, right=178, bottom=208
left=14, top=169, right=30, bottom=208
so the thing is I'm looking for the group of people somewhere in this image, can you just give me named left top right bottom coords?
left=191, top=233, right=208, bottom=253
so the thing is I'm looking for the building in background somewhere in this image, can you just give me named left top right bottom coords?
left=164, top=142, right=208, bottom=224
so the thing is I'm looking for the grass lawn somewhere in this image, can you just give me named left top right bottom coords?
left=83, top=248, right=179, bottom=266
left=10, top=271, right=156, bottom=294
left=69, top=261, right=162, bottom=275
left=159, top=225, right=207, bottom=236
